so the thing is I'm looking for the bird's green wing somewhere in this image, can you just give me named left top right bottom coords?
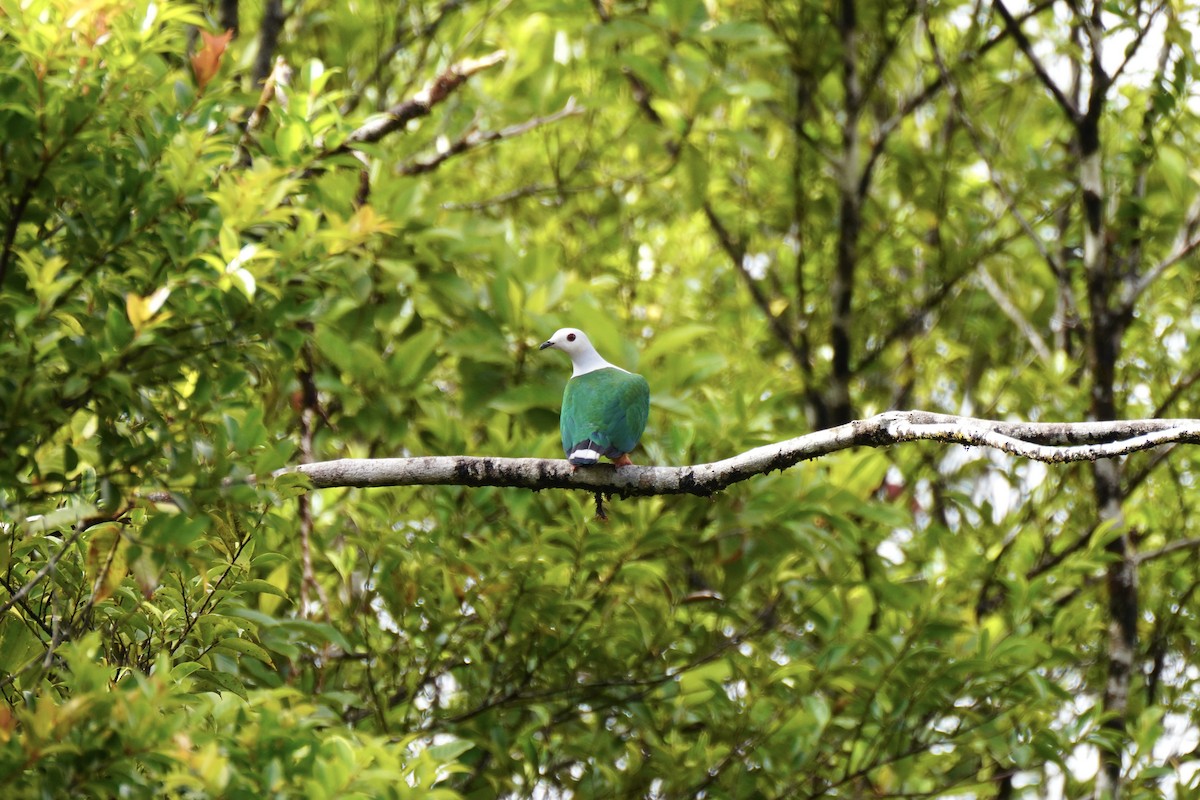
left=612, top=372, right=650, bottom=454
left=561, top=368, right=650, bottom=457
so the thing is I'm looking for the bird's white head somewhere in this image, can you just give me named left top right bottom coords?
left=540, top=328, right=615, bottom=376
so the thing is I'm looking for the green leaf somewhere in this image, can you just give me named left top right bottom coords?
left=641, top=324, right=714, bottom=364
left=726, top=81, right=776, bottom=100
left=426, top=738, right=474, bottom=761
left=214, top=637, right=275, bottom=665
left=233, top=579, right=291, bottom=599
left=192, top=668, right=249, bottom=699
left=700, top=21, right=773, bottom=41
left=619, top=54, right=671, bottom=96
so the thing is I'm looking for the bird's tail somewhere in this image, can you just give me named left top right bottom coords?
left=567, top=438, right=614, bottom=466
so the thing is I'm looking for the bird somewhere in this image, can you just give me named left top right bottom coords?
left=540, top=328, right=649, bottom=467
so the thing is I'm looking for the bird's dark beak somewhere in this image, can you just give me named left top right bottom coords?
left=539, top=340, right=553, bottom=350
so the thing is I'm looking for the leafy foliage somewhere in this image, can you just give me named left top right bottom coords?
left=3, top=0, right=1200, bottom=798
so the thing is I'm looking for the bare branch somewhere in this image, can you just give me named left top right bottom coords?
left=993, top=0, right=1081, bottom=123
left=1136, top=537, right=1200, bottom=565
left=440, top=150, right=682, bottom=210
left=296, top=342, right=330, bottom=620
left=864, top=0, right=1059, bottom=190
left=1154, top=367, right=1200, bottom=419
left=859, top=0, right=918, bottom=105
left=702, top=201, right=809, bottom=371
left=340, top=0, right=468, bottom=117
left=332, top=50, right=507, bottom=154
left=1118, top=14, right=1174, bottom=310
left=1109, top=0, right=1168, bottom=87
left=855, top=269, right=964, bottom=372
left=287, top=411, right=1200, bottom=497
left=1126, top=195, right=1200, bottom=309
left=825, top=0, right=864, bottom=426
left=397, top=97, right=584, bottom=176
left=442, top=182, right=564, bottom=210
left=977, top=265, right=1053, bottom=362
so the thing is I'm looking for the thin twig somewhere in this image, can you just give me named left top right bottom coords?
left=1109, top=1, right=1168, bottom=88
left=864, top=0, right=1060, bottom=194
left=0, top=527, right=85, bottom=618
left=396, top=97, right=584, bottom=176
left=977, top=266, right=1053, bottom=362
left=1126, top=195, right=1200, bottom=309
left=925, top=19, right=1066, bottom=282
left=235, top=56, right=292, bottom=167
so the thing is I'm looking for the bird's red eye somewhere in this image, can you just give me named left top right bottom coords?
left=566, top=333, right=576, bottom=342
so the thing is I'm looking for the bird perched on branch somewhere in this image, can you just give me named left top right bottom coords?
left=540, top=328, right=649, bottom=467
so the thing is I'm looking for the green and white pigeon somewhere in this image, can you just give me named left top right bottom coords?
left=540, top=328, right=650, bottom=467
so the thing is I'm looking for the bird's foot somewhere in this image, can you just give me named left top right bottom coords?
left=612, top=454, right=634, bottom=468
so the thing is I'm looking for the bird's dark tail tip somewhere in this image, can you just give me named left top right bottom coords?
left=567, top=440, right=603, bottom=465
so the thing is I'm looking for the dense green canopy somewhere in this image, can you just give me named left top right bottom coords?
left=3, top=0, right=1200, bottom=797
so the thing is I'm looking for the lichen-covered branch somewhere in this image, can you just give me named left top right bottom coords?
left=288, top=411, right=1200, bottom=496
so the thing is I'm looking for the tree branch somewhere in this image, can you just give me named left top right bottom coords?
left=441, top=182, right=563, bottom=210
left=330, top=50, right=507, bottom=154
left=1108, top=0, right=1167, bottom=87
left=977, top=265, right=1053, bottom=362
left=296, top=340, right=330, bottom=620
left=235, top=56, right=291, bottom=167
left=339, top=0, right=468, bottom=117
left=829, top=0, right=863, bottom=426
left=1126, top=195, right=1200, bottom=311
left=993, top=0, right=1081, bottom=123
left=287, top=411, right=1200, bottom=497
left=702, top=200, right=808, bottom=371
left=1136, top=536, right=1200, bottom=565
left=855, top=256, right=975, bottom=372
left=864, top=0, right=1059, bottom=193
left=251, top=0, right=286, bottom=86
left=924, top=19, right=1066, bottom=283
left=396, top=97, right=583, bottom=176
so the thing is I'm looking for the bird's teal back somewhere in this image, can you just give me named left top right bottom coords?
left=561, top=368, right=650, bottom=458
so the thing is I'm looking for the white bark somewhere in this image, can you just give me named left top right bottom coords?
left=287, top=410, right=1200, bottom=496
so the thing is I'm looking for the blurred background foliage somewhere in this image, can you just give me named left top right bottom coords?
left=3, top=0, right=1200, bottom=797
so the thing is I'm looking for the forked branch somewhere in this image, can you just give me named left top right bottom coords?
left=289, top=411, right=1200, bottom=497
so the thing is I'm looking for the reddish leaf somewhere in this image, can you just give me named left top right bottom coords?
left=191, top=29, right=233, bottom=91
